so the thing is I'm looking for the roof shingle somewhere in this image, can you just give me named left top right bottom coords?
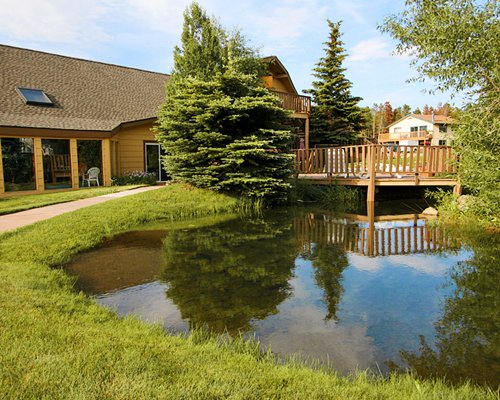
left=0, top=45, right=169, bottom=131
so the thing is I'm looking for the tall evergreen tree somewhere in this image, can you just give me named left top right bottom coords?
left=155, top=3, right=293, bottom=204
left=306, top=20, right=364, bottom=145
left=383, top=101, right=394, bottom=128
left=172, top=2, right=226, bottom=81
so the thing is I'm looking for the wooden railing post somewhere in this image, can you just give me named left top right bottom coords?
left=367, top=145, right=376, bottom=202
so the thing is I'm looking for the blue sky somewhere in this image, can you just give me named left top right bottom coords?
left=0, top=0, right=462, bottom=109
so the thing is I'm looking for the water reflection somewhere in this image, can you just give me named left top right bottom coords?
left=64, top=204, right=498, bottom=386
left=393, top=231, right=500, bottom=389
left=160, top=215, right=297, bottom=333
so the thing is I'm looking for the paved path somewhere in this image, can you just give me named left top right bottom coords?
left=0, top=186, right=163, bottom=233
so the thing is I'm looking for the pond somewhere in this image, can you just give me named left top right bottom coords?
left=65, top=201, right=499, bottom=388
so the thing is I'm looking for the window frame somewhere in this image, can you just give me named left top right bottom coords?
left=16, top=87, right=54, bottom=106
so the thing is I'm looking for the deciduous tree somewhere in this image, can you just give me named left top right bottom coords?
left=382, top=0, right=499, bottom=220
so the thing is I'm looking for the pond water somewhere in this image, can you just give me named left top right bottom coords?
left=65, top=201, right=499, bottom=388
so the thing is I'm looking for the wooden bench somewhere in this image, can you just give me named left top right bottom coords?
left=49, top=154, right=71, bottom=183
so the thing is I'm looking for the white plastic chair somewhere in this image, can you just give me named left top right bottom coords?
left=83, top=167, right=100, bottom=187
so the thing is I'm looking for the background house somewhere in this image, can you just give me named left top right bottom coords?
left=0, top=45, right=309, bottom=196
left=378, top=114, right=454, bottom=146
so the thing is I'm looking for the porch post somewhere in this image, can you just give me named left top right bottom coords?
left=33, top=138, right=45, bottom=192
left=0, top=141, right=4, bottom=194
left=305, top=117, right=310, bottom=151
left=69, top=139, right=79, bottom=189
left=367, top=145, right=376, bottom=202
left=366, top=200, right=375, bottom=256
left=101, top=139, right=112, bottom=186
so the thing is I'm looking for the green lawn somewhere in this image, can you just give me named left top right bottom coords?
left=0, top=184, right=494, bottom=399
left=0, top=185, right=144, bottom=215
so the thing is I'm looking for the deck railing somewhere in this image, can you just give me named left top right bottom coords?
left=378, top=131, right=429, bottom=142
left=270, top=90, right=311, bottom=114
left=294, top=213, right=458, bottom=257
left=293, top=144, right=457, bottom=177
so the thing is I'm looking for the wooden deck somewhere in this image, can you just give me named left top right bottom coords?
left=293, top=144, right=460, bottom=201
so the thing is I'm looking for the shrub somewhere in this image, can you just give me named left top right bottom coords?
left=111, top=171, right=157, bottom=186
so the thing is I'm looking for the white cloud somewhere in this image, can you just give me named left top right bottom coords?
left=0, top=0, right=113, bottom=43
left=349, top=37, right=392, bottom=62
left=348, top=253, right=384, bottom=273
left=329, top=0, right=366, bottom=25
left=251, top=0, right=329, bottom=57
left=122, top=0, right=190, bottom=37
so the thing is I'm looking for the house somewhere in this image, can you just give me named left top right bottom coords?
left=378, top=114, right=454, bottom=146
left=261, top=56, right=311, bottom=148
left=0, top=45, right=309, bottom=196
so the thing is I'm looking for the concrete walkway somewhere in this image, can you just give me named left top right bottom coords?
left=0, top=186, right=163, bottom=233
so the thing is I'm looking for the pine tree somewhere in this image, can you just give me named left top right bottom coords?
left=172, top=2, right=226, bottom=81
left=306, top=20, right=364, bottom=145
left=401, top=104, right=412, bottom=116
left=155, top=3, right=293, bottom=204
left=383, top=101, right=394, bottom=129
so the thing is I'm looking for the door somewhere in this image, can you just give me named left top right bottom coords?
left=145, top=142, right=168, bottom=181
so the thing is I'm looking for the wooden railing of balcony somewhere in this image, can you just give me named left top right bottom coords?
left=378, top=131, right=429, bottom=142
left=270, top=90, right=311, bottom=114
left=293, top=144, right=457, bottom=177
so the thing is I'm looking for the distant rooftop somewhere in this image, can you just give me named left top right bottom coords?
left=387, top=113, right=454, bottom=129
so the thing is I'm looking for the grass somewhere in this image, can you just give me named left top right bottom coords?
left=0, top=183, right=496, bottom=399
left=0, top=185, right=144, bottom=215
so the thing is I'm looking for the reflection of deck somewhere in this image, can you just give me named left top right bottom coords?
left=294, top=145, right=461, bottom=201
left=295, top=212, right=458, bottom=257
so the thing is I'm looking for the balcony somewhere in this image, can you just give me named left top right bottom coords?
left=378, top=131, right=429, bottom=143
left=270, top=90, right=311, bottom=116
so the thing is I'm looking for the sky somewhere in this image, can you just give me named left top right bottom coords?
left=0, top=0, right=463, bottom=110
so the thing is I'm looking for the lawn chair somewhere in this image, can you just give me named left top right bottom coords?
left=82, top=167, right=100, bottom=187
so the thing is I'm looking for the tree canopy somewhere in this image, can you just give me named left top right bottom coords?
left=156, top=2, right=293, bottom=204
left=381, top=0, right=499, bottom=96
left=382, top=0, right=500, bottom=221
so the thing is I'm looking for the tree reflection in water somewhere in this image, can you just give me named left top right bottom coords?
left=392, top=230, right=500, bottom=389
left=302, top=243, right=348, bottom=321
left=159, top=215, right=299, bottom=334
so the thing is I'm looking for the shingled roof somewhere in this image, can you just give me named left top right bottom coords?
left=0, top=45, right=169, bottom=132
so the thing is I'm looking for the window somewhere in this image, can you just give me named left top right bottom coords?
left=77, top=140, right=102, bottom=187
left=393, top=127, right=401, bottom=132
left=439, top=125, right=447, bottom=133
left=410, top=126, right=419, bottom=132
left=16, top=87, right=53, bottom=106
left=42, top=139, right=71, bottom=189
left=1, top=137, right=36, bottom=192
left=439, top=140, right=447, bottom=146
left=419, top=125, right=427, bottom=131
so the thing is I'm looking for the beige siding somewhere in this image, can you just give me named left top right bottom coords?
left=115, top=122, right=156, bottom=175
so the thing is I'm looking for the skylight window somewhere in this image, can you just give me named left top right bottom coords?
left=16, top=87, right=53, bottom=106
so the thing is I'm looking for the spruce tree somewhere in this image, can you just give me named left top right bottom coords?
left=306, top=20, right=364, bottom=145
left=155, top=3, right=293, bottom=204
left=172, top=2, right=226, bottom=81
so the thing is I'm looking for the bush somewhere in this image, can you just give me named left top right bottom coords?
left=111, top=171, right=157, bottom=186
